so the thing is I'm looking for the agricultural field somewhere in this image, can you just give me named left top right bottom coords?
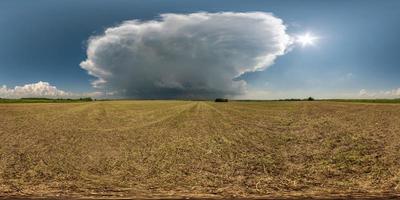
left=0, top=101, right=400, bottom=199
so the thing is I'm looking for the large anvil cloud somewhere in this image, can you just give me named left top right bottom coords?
left=80, top=12, right=291, bottom=99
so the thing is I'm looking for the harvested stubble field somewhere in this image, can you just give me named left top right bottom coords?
left=0, top=101, right=400, bottom=199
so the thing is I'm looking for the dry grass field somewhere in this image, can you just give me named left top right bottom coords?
left=0, top=101, right=400, bottom=199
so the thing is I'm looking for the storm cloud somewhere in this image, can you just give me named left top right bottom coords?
left=81, top=12, right=291, bottom=99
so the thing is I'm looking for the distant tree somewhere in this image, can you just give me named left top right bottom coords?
left=307, top=97, right=315, bottom=101
left=79, top=97, right=93, bottom=102
left=278, top=98, right=302, bottom=101
left=215, top=98, right=228, bottom=102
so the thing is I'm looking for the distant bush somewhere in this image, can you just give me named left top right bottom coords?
left=328, top=99, right=400, bottom=104
left=215, top=98, right=228, bottom=102
left=0, top=97, right=94, bottom=104
left=21, top=97, right=52, bottom=100
left=278, top=98, right=302, bottom=101
left=79, top=97, right=93, bottom=102
left=276, top=97, right=315, bottom=101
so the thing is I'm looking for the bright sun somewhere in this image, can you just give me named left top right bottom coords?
left=296, top=32, right=318, bottom=47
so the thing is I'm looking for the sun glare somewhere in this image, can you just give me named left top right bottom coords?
left=296, top=32, right=318, bottom=47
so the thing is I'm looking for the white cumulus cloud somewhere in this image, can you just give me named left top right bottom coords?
left=0, top=81, right=101, bottom=99
left=80, top=12, right=292, bottom=99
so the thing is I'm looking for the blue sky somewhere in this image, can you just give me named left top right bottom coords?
left=1, top=0, right=399, bottom=99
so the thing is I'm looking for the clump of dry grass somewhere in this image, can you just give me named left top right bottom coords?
left=0, top=101, right=399, bottom=198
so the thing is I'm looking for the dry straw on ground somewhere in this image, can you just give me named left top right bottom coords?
left=0, top=101, right=399, bottom=198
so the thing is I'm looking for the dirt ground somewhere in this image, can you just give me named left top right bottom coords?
left=0, top=101, right=399, bottom=199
